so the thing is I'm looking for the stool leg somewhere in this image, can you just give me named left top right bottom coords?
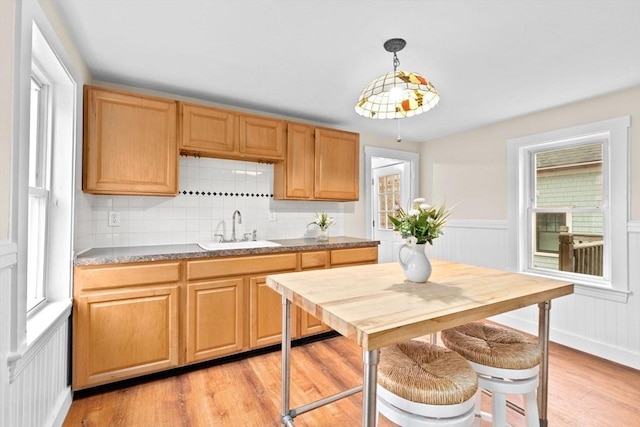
left=474, top=387, right=482, bottom=419
left=524, top=391, right=540, bottom=427
left=492, top=389, right=507, bottom=427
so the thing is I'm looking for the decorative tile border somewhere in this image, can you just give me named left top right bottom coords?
left=179, top=190, right=273, bottom=197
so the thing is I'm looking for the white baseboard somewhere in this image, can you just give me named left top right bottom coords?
left=49, top=387, right=73, bottom=427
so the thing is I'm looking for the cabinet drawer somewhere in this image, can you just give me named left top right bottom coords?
left=330, top=246, right=378, bottom=266
left=300, top=251, right=328, bottom=270
left=75, top=262, right=182, bottom=292
left=187, top=253, right=297, bottom=280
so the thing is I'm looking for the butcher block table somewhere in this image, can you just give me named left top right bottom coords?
left=266, top=259, right=574, bottom=427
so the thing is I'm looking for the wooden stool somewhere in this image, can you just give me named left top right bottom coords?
left=377, top=340, right=478, bottom=426
left=441, top=322, right=542, bottom=427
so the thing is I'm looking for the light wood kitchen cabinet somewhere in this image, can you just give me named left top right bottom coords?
left=179, top=103, right=236, bottom=155
left=179, top=102, right=284, bottom=162
left=186, top=278, right=245, bottom=362
left=298, top=251, right=331, bottom=336
left=238, top=113, right=284, bottom=160
left=72, top=261, right=181, bottom=390
left=249, top=276, right=295, bottom=347
left=314, top=127, right=359, bottom=200
left=73, top=243, right=377, bottom=389
left=186, top=253, right=297, bottom=353
left=274, top=123, right=315, bottom=199
left=331, top=246, right=379, bottom=267
left=274, top=124, right=359, bottom=201
left=83, top=86, right=178, bottom=195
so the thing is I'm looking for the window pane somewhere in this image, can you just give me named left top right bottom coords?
left=377, top=172, right=401, bottom=230
left=29, top=77, right=42, bottom=187
left=535, top=143, right=603, bottom=208
left=532, top=143, right=605, bottom=278
left=536, top=213, right=566, bottom=253
left=27, top=192, right=46, bottom=310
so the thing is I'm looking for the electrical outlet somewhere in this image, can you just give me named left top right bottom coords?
left=108, top=211, right=121, bottom=227
left=269, top=211, right=277, bottom=221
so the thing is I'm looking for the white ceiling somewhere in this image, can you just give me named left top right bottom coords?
left=52, top=0, right=640, bottom=143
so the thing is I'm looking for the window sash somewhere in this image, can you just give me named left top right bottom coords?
left=27, top=65, right=51, bottom=314
left=27, top=188, right=49, bottom=311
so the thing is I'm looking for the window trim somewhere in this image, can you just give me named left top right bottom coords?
left=8, top=11, right=78, bottom=380
left=507, top=116, right=630, bottom=303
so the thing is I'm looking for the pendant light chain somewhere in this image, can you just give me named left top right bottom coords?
left=394, top=52, right=401, bottom=142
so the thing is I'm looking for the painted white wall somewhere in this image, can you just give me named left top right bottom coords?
left=0, top=0, right=14, bottom=242
left=423, top=87, right=640, bottom=368
left=422, top=86, right=640, bottom=220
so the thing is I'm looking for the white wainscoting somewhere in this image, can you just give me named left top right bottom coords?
left=429, top=220, right=640, bottom=369
left=1, top=240, right=72, bottom=427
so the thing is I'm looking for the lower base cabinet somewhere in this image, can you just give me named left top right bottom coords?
left=186, top=278, right=245, bottom=363
left=249, top=276, right=300, bottom=347
left=73, top=262, right=181, bottom=390
left=73, top=245, right=377, bottom=390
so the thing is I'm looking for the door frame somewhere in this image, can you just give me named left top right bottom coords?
left=364, top=146, right=420, bottom=240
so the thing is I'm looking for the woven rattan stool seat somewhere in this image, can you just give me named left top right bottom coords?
left=441, top=322, right=541, bottom=370
left=378, top=340, right=478, bottom=406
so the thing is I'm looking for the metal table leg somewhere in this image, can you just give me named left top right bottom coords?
left=281, top=296, right=294, bottom=427
left=538, top=301, right=551, bottom=427
left=362, top=349, right=380, bottom=427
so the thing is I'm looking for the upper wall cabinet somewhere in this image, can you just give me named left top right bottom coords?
left=314, top=127, right=359, bottom=200
left=179, top=102, right=284, bottom=162
left=178, top=103, right=236, bottom=155
left=83, top=86, right=178, bottom=195
left=274, top=123, right=359, bottom=201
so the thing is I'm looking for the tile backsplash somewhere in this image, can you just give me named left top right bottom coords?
left=74, top=156, right=346, bottom=251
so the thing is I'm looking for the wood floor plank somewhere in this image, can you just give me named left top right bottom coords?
left=63, top=336, right=640, bottom=427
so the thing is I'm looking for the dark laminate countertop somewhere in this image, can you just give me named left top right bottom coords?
left=74, top=236, right=379, bottom=266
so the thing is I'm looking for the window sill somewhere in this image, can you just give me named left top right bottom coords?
left=522, top=269, right=630, bottom=303
left=573, top=282, right=630, bottom=303
left=7, top=299, right=72, bottom=382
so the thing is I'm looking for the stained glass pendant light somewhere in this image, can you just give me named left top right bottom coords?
left=354, top=38, right=440, bottom=122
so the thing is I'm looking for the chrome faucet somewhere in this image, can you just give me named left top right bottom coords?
left=231, top=210, right=242, bottom=241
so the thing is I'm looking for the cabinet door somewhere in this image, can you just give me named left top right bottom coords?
left=83, top=86, right=178, bottom=195
left=179, top=103, right=237, bottom=156
left=314, top=127, right=359, bottom=200
left=299, top=251, right=331, bottom=336
left=239, top=114, right=284, bottom=161
left=274, top=122, right=315, bottom=199
left=186, top=278, right=245, bottom=362
left=249, top=276, right=297, bottom=348
left=73, top=286, right=180, bottom=390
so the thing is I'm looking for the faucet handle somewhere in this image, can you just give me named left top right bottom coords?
left=252, top=229, right=257, bottom=241
left=213, top=233, right=225, bottom=243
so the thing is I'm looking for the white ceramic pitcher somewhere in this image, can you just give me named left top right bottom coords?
left=398, top=243, right=432, bottom=283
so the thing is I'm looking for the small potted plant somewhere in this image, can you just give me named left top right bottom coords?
left=309, top=212, right=335, bottom=242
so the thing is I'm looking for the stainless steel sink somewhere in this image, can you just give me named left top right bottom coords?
left=197, top=240, right=282, bottom=251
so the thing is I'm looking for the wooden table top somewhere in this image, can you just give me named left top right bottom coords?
left=266, top=260, right=574, bottom=350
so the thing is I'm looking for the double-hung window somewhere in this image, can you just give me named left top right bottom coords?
left=27, top=67, right=52, bottom=313
left=9, top=21, right=77, bottom=380
left=508, top=117, right=630, bottom=302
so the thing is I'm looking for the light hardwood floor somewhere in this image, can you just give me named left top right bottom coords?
left=63, top=335, right=639, bottom=427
